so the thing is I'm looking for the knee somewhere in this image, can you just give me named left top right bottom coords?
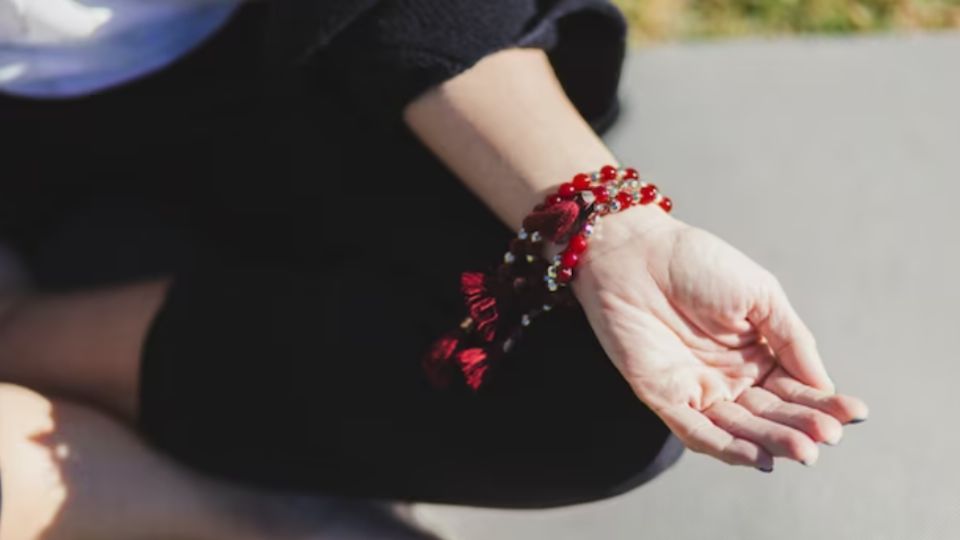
left=0, top=383, right=54, bottom=434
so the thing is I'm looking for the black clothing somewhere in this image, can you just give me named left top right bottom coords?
left=0, top=1, right=682, bottom=507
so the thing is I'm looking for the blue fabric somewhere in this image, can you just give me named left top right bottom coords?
left=0, top=0, right=237, bottom=98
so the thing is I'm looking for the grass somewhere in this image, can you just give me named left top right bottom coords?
left=614, top=0, right=960, bottom=40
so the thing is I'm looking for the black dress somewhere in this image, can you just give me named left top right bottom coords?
left=0, top=0, right=682, bottom=508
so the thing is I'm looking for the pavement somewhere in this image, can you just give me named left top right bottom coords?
left=413, top=32, right=960, bottom=540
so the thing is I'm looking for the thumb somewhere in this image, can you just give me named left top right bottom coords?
left=749, top=281, right=835, bottom=393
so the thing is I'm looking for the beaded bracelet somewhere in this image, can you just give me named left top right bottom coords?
left=424, top=165, right=672, bottom=391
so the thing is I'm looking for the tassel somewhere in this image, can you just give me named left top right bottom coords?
left=456, top=348, right=490, bottom=391
left=523, top=200, right=580, bottom=242
left=462, top=272, right=499, bottom=342
left=460, top=272, right=487, bottom=302
left=422, top=333, right=460, bottom=389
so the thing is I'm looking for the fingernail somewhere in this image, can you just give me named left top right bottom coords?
left=847, top=417, right=867, bottom=425
left=756, top=466, right=773, bottom=473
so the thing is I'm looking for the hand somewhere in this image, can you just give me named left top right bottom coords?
left=573, top=207, right=869, bottom=471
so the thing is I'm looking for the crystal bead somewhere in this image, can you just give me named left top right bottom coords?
left=521, top=314, right=531, bottom=327
left=504, top=252, right=516, bottom=264
left=659, top=196, right=673, bottom=212
left=547, top=280, right=559, bottom=292
left=530, top=231, right=542, bottom=243
left=640, top=185, right=657, bottom=205
left=609, top=200, right=621, bottom=212
left=518, top=229, right=528, bottom=240
left=572, top=173, right=592, bottom=190
left=561, top=251, right=579, bottom=268
left=568, top=234, right=588, bottom=254
left=525, top=254, right=535, bottom=263
left=542, top=304, right=553, bottom=312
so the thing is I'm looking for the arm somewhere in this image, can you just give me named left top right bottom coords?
left=405, top=47, right=869, bottom=471
left=404, top=48, right=620, bottom=230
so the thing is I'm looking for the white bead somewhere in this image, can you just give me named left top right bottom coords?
left=547, top=280, right=558, bottom=292
left=542, top=304, right=553, bottom=312
left=525, top=254, right=535, bottom=263
left=518, top=228, right=528, bottom=240
left=530, top=231, right=542, bottom=243
left=504, top=252, right=515, bottom=264
left=521, top=314, right=531, bottom=327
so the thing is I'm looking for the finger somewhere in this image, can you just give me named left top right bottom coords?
left=704, top=400, right=819, bottom=465
left=763, top=367, right=870, bottom=424
left=737, top=387, right=843, bottom=445
left=657, top=404, right=773, bottom=470
left=748, top=283, right=834, bottom=392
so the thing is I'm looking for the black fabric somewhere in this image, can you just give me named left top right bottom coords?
left=0, top=1, right=681, bottom=507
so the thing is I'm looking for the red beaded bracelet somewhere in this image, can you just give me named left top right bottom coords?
left=423, top=165, right=672, bottom=391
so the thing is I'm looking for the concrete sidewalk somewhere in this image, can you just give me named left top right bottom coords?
left=416, top=33, right=960, bottom=540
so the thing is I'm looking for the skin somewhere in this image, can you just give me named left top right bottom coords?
left=0, top=46, right=868, bottom=538
left=406, top=48, right=868, bottom=470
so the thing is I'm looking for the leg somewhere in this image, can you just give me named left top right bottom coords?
left=0, top=383, right=441, bottom=540
left=0, top=279, right=167, bottom=422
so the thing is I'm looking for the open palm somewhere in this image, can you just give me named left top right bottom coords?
left=574, top=209, right=868, bottom=471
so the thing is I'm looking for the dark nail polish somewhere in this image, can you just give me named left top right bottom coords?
left=756, top=467, right=773, bottom=473
left=847, top=417, right=867, bottom=425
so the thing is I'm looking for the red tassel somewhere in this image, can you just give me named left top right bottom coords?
left=422, top=334, right=460, bottom=388
left=456, top=348, right=490, bottom=391
left=461, top=272, right=487, bottom=301
left=523, top=200, right=580, bottom=242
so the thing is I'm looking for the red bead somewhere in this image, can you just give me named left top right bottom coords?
left=616, top=192, right=633, bottom=209
left=639, top=185, right=657, bottom=205
left=624, top=167, right=639, bottom=180
left=545, top=194, right=563, bottom=206
left=561, top=251, right=580, bottom=269
left=572, top=173, right=592, bottom=190
left=568, top=234, right=588, bottom=254
left=558, top=183, right=577, bottom=198
left=659, top=196, right=673, bottom=213
left=592, top=186, right=610, bottom=203
left=557, top=267, right=574, bottom=284
left=600, top=165, right=618, bottom=182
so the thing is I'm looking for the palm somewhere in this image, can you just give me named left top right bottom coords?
left=574, top=211, right=868, bottom=470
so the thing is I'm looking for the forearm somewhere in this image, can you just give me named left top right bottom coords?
left=404, top=48, right=618, bottom=231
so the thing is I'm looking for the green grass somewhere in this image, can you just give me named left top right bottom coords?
left=614, top=0, right=960, bottom=40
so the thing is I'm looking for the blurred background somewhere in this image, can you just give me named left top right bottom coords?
left=414, top=4, right=960, bottom=540
left=614, top=0, right=960, bottom=40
